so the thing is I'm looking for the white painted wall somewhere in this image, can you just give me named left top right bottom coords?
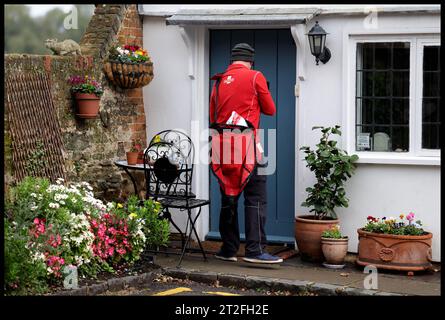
left=142, top=9, right=441, bottom=261
left=297, top=14, right=441, bottom=261
left=142, top=17, right=193, bottom=230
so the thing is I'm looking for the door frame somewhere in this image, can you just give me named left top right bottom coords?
left=180, top=24, right=306, bottom=242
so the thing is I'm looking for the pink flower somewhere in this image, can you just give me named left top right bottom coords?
left=406, top=212, right=415, bottom=221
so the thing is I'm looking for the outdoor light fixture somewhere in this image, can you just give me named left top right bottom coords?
left=307, top=21, right=331, bottom=65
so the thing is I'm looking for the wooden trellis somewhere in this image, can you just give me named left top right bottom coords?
left=5, top=72, right=66, bottom=182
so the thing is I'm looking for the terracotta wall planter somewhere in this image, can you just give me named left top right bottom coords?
left=74, top=93, right=101, bottom=119
left=126, top=152, right=139, bottom=165
left=295, top=215, right=339, bottom=262
left=103, top=61, right=154, bottom=89
left=357, top=228, right=433, bottom=272
left=321, top=237, right=348, bottom=266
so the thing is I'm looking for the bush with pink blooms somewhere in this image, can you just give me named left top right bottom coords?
left=5, top=176, right=167, bottom=295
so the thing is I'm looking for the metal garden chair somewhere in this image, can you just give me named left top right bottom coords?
left=143, top=130, right=209, bottom=267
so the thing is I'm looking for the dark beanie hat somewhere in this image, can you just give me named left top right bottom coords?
left=231, top=43, right=255, bottom=62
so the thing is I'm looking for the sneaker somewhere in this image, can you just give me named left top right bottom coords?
left=242, top=253, right=283, bottom=264
left=215, top=251, right=238, bottom=262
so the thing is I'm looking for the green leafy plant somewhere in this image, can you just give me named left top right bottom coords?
left=68, top=75, right=103, bottom=96
left=108, top=44, right=149, bottom=64
left=25, top=140, right=46, bottom=176
left=300, top=126, right=359, bottom=220
left=4, top=218, right=49, bottom=295
left=364, top=213, right=426, bottom=236
left=321, top=224, right=346, bottom=239
left=125, top=195, right=170, bottom=248
left=129, top=139, right=144, bottom=153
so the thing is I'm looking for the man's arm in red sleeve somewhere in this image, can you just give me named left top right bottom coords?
left=209, top=82, right=216, bottom=123
left=255, top=72, right=276, bottom=116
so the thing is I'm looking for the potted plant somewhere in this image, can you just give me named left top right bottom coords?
left=296, top=125, right=359, bottom=261
left=68, top=75, right=103, bottom=119
left=103, top=44, right=154, bottom=89
left=127, top=139, right=143, bottom=165
left=321, top=224, right=349, bottom=268
left=357, top=213, right=433, bottom=274
left=136, top=139, right=146, bottom=164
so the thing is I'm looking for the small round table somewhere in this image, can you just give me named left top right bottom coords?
left=114, top=160, right=150, bottom=196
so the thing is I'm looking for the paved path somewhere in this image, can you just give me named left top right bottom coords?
left=152, top=253, right=440, bottom=296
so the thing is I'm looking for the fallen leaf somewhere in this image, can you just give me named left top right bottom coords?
left=340, top=273, right=349, bottom=277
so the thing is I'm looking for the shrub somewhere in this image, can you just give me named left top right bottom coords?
left=4, top=218, right=48, bottom=295
left=300, top=126, right=359, bottom=220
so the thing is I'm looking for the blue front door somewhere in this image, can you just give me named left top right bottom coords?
left=207, top=29, right=296, bottom=244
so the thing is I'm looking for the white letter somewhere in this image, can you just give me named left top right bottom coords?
left=363, top=265, right=378, bottom=289
left=64, top=6, right=78, bottom=30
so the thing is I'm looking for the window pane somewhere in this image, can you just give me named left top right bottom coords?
left=358, top=43, right=374, bottom=69
left=357, top=99, right=373, bottom=124
left=423, top=46, right=440, bottom=71
left=355, top=42, right=410, bottom=152
left=393, top=42, right=410, bottom=69
left=374, top=99, right=391, bottom=125
left=422, top=98, right=439, bottom=122
left=391, top=126, right=409, bottom=152
left=374, top=71, right=391, bottom=96
left=374, top=43, right=391, bottom=69
left=393, top=71, right=409, bottom=97
left=392, top=99, right=409, bottom=125
left=423, top=72, right=439, bottom=97
left=356, top=71, right=373, bottom=97
left=422, top=124, right=439, bottom=149
left=422, top=45, right=440, bottom=150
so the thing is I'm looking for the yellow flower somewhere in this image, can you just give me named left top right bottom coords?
left=129, top=212, right=138, bottom=219
left=399, top=214, right=404, bottom=219
left=117, top=203, right=123, bottom=208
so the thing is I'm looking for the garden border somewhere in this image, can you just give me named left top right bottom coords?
left=50, top=267, right=404, bottom=296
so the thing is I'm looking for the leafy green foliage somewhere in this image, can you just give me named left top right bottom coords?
left=300, top=126, right=359, bottom=220
left=363, top=215, right=426, bottom=236
left=321, top=225, right=345, bottom=239
left=4, top=218, right=48, bottom=295
left=126, top=195, right=170, bottom=248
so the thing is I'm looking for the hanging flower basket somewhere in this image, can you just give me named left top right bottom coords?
left=103, top=60, right=154, bottom=89
left=103, top=44, right=154, bottom=89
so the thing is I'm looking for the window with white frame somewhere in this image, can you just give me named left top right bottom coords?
left=354, top=36, right=440, bottom=155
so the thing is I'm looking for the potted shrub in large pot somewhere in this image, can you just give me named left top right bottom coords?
left=357, top=213, right=433, bottom=274
left=68, top=75, right=103, bottom=119
left=296, top=126, right=359, bottom=261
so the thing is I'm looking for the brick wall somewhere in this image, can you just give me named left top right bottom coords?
left=4, top=4, right=149, bottom=201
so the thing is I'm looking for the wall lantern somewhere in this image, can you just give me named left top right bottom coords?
left=307, top=21, right=331, bottom=65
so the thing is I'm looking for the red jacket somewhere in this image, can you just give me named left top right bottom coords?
left=210, top=64, right=276, bottom=129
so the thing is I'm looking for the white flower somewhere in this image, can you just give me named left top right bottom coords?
left=49, top=202, right=60, bottom=209
left=30, top=193, right=37, bottom=198
left=59, top=200, right=65, bottom=205
left=30, top=205, right=38, bottom=211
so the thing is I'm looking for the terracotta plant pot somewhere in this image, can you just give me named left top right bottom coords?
left=126, top=152, right=139, bottom=165
left=103, top=61, right=154, bottom=89
left=137, top=151, right=144, bottom=164
left=357, top=229, right=433, bottom=272
left=321, top=237, right=349, bottom=267
left=295, top=215, right=340, bottom=262
left=74, top=93, right=101, bottom=119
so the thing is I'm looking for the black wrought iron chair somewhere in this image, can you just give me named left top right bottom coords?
left=143, top=130, right=209, bottom=267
